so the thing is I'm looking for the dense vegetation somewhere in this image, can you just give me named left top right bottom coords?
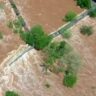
left=75, top=0, right=92, bottom=9
left=63, top=11, right=77, bottom=22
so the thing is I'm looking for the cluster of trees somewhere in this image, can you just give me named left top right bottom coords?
left=7, top=16, right=81, bottom=87
left=7, top=0, right=89, bottom=88
left=43, top=40, right=81, bottom=87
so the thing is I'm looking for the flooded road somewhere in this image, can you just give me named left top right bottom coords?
left=15, top=0, right=82, bottom=33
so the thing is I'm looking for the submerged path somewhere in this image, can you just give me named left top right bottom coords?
left=9, top=0, right=29, bottom=31
left=4, top=0, right=96, bottom=66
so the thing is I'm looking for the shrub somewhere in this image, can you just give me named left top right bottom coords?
left=60, top=50, right=81, bottom=87
left=0, top=32, right=3, bottom=39
left=61, top=51, right=81, bottom=72
left=5, top=91, right=19, bottom=96
left=63, top=11, right=77, bottom=22
left=45, top=83, right=51, bottom=88
left=80, top=25, right=93, bottom=36
left=75, top=0, right=91, bottom=9
left=63, top=73, right=77, bottom=87
left=89, top=8, right=96, bottom=18
left=62, top=30, right=72, bottom=39
left=7, top=19, right=23, bottom=33
left=7, top=21, right=13, bottom=29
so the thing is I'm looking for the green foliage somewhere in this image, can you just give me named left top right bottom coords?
left=63, top=73, right=77, bottom=87
left=89, top=8, right=96, bottom=18
left=62, top=51, right=81, bottom=87
left=18, top=16, right=25, bottom=26
left=62, top=29, right=72, bottom=39
left=44, top=40, right=81, bottom=87
left=21, top=25, right=52, bottom=50
left=44, top=41, right=70, bottom=59
left=7, top=16, right=25, bottom=34
left=5, top=91, right=19, bottom=96
left=0, top=32, right=3, bottom=39
left=63, top=11, right=77, bottom=22
left=75, top=0, right=91, bottom=9
left=7, top=19, right=23, bottom=33
left=44, top=41, right=72, bottom=70
left=80, top=25, right=93, bottom=36
left=20, top=31, right=34, bottom=46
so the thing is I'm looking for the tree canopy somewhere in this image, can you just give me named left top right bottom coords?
left=75, top=0, right=91, bottom=9
left=20, top=25, right=52, bottom=50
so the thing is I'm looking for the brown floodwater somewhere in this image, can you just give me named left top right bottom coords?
left=15, top=0, right=83, bottom=33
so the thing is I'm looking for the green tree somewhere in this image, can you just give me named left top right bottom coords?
left=75, top=0, right=91, bottom=9
left=21, top=25, right=52, bottom=50
left=63, top=72, right=77, bottom=87
left=88, top=8, right=96, bottom=18
left=5, top=91, right=19, bottom=96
